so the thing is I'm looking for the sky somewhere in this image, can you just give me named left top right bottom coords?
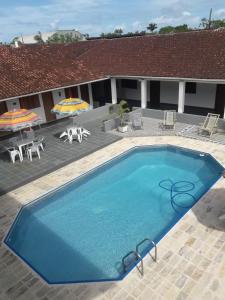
left=0, top=0, right=225, bottom=42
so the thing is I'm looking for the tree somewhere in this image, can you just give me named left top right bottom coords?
left=200, top=17, right=210, bottom=29
left=34, top=31, right=44, bottom=44
left=159, top=24, right=190, bottom=34
left=147, top=23, right=157, bottom=33
left=159, top=26, right=174, bottom=34
left=211, top=19, right=225, bottom=29
left=174, top=24, right=189, bottom=32
left=114, top=28, right=123, bottom=35
left=47, top=33, right=80, bottom=44
left=200, top=17, right=225, bottom=29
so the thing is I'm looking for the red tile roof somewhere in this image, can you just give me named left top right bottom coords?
left=1, top=29, right=225, bottom=100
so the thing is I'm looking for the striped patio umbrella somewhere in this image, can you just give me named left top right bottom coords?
left=0, top=109, right=41, bottom=132
left=51, top=98, right=90, bottom=116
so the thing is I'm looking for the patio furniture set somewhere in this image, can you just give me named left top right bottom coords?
left=60, top=126, right=91, bottom=143
left=3, top=133, right=45, bottom=163
left=126, top=111, right=220, bottom=137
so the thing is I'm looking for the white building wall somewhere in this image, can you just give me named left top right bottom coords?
left=118, top=80, right=141, bottom=101
left=185, top=83, right=216, bottom=108
left=160, top=82, right=179, bottom=105
left=6, top=97, right=46, bottom=124
left=6, top=98, right=20, bottom=111
left=160, top=82, right=216, bottom=108
left=52, top=89, right=66, bottom=119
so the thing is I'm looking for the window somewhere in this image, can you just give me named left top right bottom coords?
left=121, top=79, right=137, bottom=89
left=19, top=95, right=40, bottom=109
left=185, top=82, right=196, bottom=94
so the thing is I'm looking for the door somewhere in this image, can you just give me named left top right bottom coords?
left=215, top=84, right=225, bottom=118
left=42, top=92, right=56, bottom=122
left=150, top=81, right=160, bottom=109
left=80, top=84, right=89, bottom=103
left=65, top=87, right=78, bottom=98
left=0, top=101, right=7, bottom=114
left=104, top=79, right=112, bottom=101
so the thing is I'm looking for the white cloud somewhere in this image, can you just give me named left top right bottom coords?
left=0, top=0, right=109, bottom=41
left=0, top=0, right=225, bottom=42
left=148, top=0, right=201, bottom=28
left=114, top=24, right=126, bottom=31
left=182, top=11, right=191, bottom=17
left=131, top=21, right=144, bottom=31
left=214, top=8, right=225, bottom=18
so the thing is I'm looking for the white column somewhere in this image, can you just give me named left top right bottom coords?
left=111, top=78, right=117, bottom=104
left=141, top=79, right=147, bottom=108
left=38, top=94, right=47, bottom=123
left=78, top=85, right=81, bottom=99
left=178, top=81, right=186, bottom=113
left=88, top=83, right=94, bottom=109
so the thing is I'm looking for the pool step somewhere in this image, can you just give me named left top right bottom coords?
left=136, top=238, right=157, bottom=262
left=122, top=238, right=157, bottom=276
left=122, top=250, right=143, bottom=275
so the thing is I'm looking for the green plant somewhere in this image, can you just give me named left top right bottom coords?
left=118, top=100, right=129, bottom=127
left=147, top=23, right=157, bottom=33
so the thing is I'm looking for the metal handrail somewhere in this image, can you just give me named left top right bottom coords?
left=122, top=250, right=143, bottom=274
left=136, top=238, right=157, bottom=262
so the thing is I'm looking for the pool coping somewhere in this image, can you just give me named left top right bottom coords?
left=2, top=142, right=225, bottom=286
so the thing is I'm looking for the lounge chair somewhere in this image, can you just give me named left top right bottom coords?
left=198, top=113, right=220, bottom=138
left=131, top=113, right=143, bottom=130
left=159, top=110, right=176, bottom=130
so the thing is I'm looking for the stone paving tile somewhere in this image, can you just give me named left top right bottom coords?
left=0, top=136, right=225, bottom=299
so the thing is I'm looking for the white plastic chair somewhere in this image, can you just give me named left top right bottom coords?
left=7, top=147, right=23, bottom=163
left=68, top=127, right=82, bottom=143
left=33, top=136, right=45, bottom=151
left=131, top=113, right=143, bottom=130
left=26, top=145, right=41, bottom=161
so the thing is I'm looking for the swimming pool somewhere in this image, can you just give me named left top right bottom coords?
left=4, top=145, right=224, bottom=284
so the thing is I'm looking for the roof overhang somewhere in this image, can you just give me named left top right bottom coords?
left=0, top=77, right=110, bottom=102
left=1, top=74, right=225, bottom=103
left=110, top=75, right=225, bottom=84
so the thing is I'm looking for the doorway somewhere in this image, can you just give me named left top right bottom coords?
left=149, top=81, right=160, bottom=109
left=42, top=92, right=56, bottom=122
left=215, top=84, right=225, bottom=118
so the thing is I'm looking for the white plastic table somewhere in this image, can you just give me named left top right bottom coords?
left=16, top=138, right=34, bottom=158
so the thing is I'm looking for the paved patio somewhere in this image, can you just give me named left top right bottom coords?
left=110, top=117, right=225, bottom=145
left=0, top=136, right=225, bottom=300
left=0, top=118, right=121, bottom=195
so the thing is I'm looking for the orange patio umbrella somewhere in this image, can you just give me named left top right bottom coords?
left=0, top=109, right=41, bottom=137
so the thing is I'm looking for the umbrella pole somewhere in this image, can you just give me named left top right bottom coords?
left=20, top=130, right=23, bottom=141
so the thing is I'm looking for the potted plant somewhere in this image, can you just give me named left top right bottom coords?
left=118, top=100, right=130, bottom=133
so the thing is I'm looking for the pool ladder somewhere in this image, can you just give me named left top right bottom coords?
left=122, top=238, right=157, bottom=276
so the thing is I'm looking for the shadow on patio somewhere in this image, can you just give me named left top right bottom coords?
left=191, top=187, right=225, bottom=232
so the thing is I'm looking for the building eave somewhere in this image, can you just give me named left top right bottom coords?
left=110, top=75, right=225, bottom=84
left=0, top=77, right=110, bottom=102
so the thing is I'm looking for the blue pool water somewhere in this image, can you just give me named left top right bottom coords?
left=5, top=145, right=223, bottom=284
